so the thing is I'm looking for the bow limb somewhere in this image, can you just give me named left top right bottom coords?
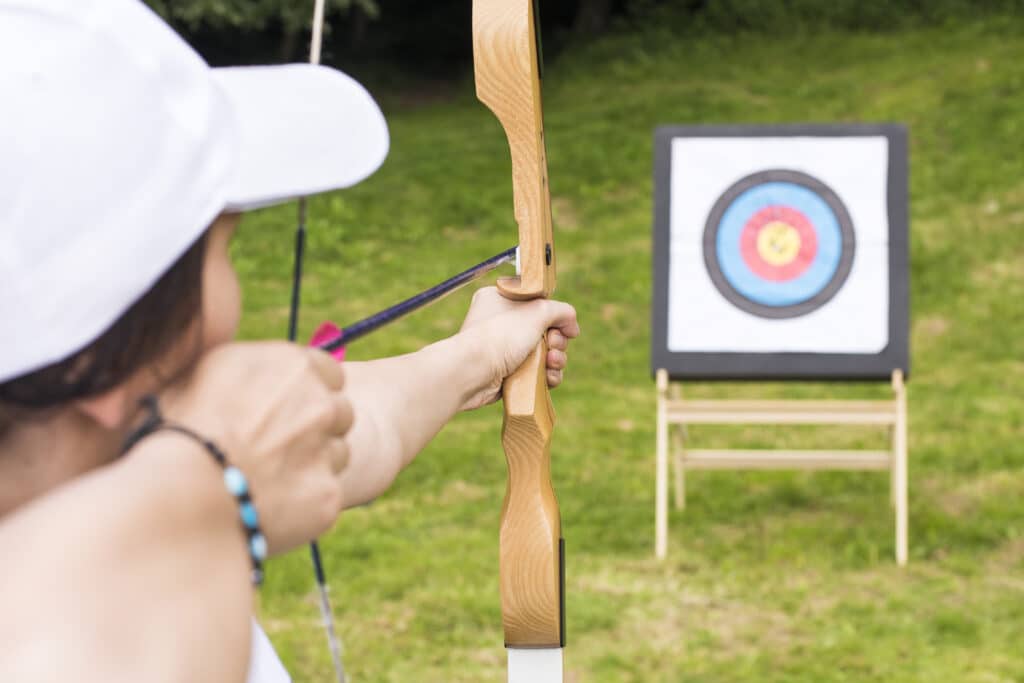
left=474, top=0, right=556, bottom=302
left=473, top=0, right=565, bottom=675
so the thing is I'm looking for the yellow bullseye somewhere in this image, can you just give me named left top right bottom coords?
left=756, top=221, right=802, bottom=266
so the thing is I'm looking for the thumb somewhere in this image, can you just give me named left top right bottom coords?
left=534, top=300, right=581, bottom=340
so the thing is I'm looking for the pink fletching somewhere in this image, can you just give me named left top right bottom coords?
left=310, top=322, right=345, bottom=361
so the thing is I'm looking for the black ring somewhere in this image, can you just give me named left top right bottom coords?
left=702, top=169, right=856, bottom=320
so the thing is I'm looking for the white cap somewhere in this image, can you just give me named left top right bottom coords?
left=0, top=0, right=389, bottom=382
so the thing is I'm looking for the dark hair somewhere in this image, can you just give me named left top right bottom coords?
left=0, top=232, right=209, bottom=431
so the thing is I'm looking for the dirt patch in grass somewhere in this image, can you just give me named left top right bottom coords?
left=432, top=479, right=489, bottom=505
left=917, top=315, right=950, bottom=338
left=575, top=560, right=801, bottom=661
left=928, top=470, right=1024, bottom=518
left=552, top=196, right=580, bottom=231
left=971, top=258, right=1021, bottom=287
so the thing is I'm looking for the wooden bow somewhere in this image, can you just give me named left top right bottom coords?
left=473, top=0, right=565, bottom=677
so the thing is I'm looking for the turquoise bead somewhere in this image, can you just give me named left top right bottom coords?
left=250, top=533, right=268, bottom=560
left=223, top=467, right=248, bottom=496
left=240, top=502, right=259, bottom=529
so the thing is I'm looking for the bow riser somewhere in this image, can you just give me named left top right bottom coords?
left=473, top=0, right=565, bottom=660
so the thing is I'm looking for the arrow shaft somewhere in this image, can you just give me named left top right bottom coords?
left=317, top=247, right=517, bottom=352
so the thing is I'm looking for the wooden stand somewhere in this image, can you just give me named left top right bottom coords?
left=655, top=368, right=908, bottom=565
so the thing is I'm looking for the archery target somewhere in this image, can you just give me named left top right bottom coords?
left=665, top=135, right=891, bottom=355
left=703, top=169, right=856, bottom=319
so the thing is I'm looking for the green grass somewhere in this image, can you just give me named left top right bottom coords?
left=233, top=17, right=1024, bottom=682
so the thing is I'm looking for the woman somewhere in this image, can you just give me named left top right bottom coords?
left=0, top=1, right=579, bottom=681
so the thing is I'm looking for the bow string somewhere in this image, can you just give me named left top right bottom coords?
left=288, top=1, right=347, bottom=682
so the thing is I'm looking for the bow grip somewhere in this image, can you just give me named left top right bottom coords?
left=500, top=339, right=564, bottom=648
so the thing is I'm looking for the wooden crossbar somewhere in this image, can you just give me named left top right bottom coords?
left=684, top=449, right=892, bottom=470
left=655, top=369, right=908, bottom=565
left=668, top=399, right=896, bottom=425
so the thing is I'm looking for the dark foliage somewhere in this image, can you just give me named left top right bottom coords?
left=162, top=0, right=1024, bottom=78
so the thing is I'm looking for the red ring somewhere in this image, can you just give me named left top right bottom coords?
left=739, top=205, right=818, bottom=281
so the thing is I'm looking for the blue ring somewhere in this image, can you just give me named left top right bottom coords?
left=716, top=182, right=842, bottom=307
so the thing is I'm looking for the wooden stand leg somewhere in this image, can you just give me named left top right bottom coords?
left=671, top=425, right=686, bottom=510
left=889, top=423, right=897, bottom=509
left=655, top=369, right=669, bottom=559
left=892, top=369, right=909, bottom=566
left=668, top=381, right=686, bottom=510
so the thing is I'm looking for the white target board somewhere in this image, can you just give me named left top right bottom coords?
left=651, top=124, right=908, bottom=380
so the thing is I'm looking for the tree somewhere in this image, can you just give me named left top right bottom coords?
left=572, top=0, right=613, bottom=34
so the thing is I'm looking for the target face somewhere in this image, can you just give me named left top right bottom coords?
left=650, top=124, right=910, bottom=380
left=703, top=169, right=855, bottom=319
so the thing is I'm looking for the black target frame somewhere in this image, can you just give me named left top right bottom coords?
left=651, top=123, right=909, bottom=381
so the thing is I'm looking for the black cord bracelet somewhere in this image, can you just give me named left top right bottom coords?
left=123, top=396, right=267, bottom=585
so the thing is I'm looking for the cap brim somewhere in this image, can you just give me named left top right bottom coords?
left=212, top=64, right=389, bottom=211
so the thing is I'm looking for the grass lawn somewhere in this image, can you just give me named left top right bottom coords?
left=234, top=15, right=1024, bottom=682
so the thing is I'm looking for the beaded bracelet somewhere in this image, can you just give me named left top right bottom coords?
left=123, top=395, right=268, bottom=585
